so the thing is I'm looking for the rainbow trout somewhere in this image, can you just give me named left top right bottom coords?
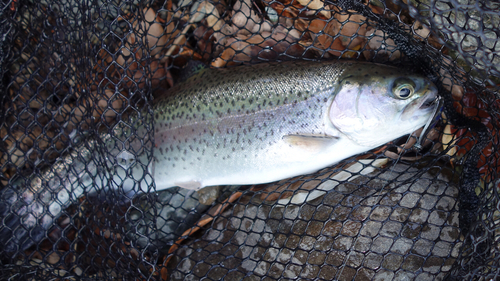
left=0, top=61, right=439, bottom=252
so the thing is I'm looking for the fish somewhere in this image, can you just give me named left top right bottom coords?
left=0, top=60, right=439, bottom=253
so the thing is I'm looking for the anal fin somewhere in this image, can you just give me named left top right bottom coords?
left=175, top=180, right=202, bottom=190
left=282, top=134, right=340, bottom=153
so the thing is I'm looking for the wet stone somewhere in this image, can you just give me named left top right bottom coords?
left=394, top=270, right=415, bottom=280
left=418, top=194, right=438, bottom=210
left=400, top=192, right=420, bottom=208
left=390, top=207, right=412, bottom=222
left=319, top=265, right=338, bottom=279
left=371, top=236, right=393, bottom=254
left=402, top=222, right=422, bottom=239
left=169, top=164, right=462, bottom=279
left=432, top=241, right=453, bottom=257
left=423, top=256, right=444, bottom=274
left=346, top=251, right=364, bottom=268
left=326, top=250, right=347, bottom=267
left=380, top=221, right=403, bottom=238
left=382, top=253, right=404, bottom=271
left=410, top=179, right=431, bottom=193
left=373, top=270, right=395, bottom=280
left=428, top=210, right=448, bottom=226
left=440, top=226, right=460, bottom=242
left=350, top=206, right=372, bottom=221
left=412, top=239, right=434, bottom=256
left=402, top=255, right=425, bottom=271
left=420, top=224, right=441, bottom=240
left=363, top=252, right=383, bottom=269
left=436, top=196, right=456, bottom=211
left=306, top=220, right=324, bottom=236
left=353, top=236, right=372, bottom=252
left=370, top=206, right=392, bottom=221
left=338, top=266, right=357, bottom=281
left=360, top=221, right=382, bottom=237
left=390, top=238, right=413, bottom=255
left=355, top=267, right=375, bottom=281
left=341, top=220, right=362, bottom=237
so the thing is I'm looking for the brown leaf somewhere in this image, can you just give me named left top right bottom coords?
left=308, top=19, right=345, bottom=56
left=333, top=9, right=368, bottom=48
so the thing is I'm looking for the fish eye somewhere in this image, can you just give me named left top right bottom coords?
left=392, top=78, right=416, bottom=99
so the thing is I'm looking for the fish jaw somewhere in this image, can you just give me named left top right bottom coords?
left=400, top=84, right=439, bottom=122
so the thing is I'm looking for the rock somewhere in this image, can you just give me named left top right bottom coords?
left=168, top=163, right=462, bottom=280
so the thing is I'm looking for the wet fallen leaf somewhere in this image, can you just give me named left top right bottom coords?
left=232, top=0, right=259, bottom=31
left=364, top=27, right=401, bottom=61
left=212, top=27, right=303, bottom=67
left=297, top=0, right=330, bottom=18
left=308, top=18, right=345, bottom=57
left=333, top=9, right=368, bottom=48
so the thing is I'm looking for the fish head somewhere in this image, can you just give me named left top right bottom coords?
left=329, top=64, right=439, bottom=147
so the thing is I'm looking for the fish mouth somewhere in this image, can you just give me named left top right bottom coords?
left=401, top=86, right=439, bottom=120
left=417, top=90, right=438, bottom=111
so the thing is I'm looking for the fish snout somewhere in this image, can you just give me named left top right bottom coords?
left=418, top=84, right=439, bottom=111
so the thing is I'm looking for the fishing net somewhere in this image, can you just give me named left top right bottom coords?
left=0, top=0, right=498, bottom=279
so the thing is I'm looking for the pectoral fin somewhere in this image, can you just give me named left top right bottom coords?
left=282, top=134, right=340, bottom=153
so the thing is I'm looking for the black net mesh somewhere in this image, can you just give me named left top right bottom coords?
left=0, top=0, right=499, bottom=280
